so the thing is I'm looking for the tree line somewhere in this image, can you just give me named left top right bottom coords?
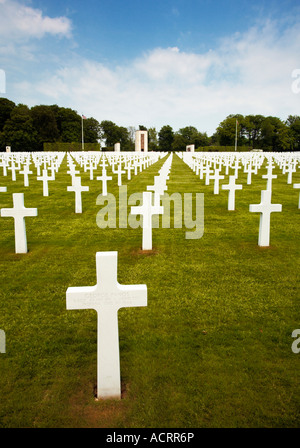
left=1, top=98, right=300, bottom=152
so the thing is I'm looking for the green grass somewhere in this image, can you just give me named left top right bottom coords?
left=0, top=152, right=300, bottom=428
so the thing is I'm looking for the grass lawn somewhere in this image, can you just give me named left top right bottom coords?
left=0, top=151, right=300, bottom=428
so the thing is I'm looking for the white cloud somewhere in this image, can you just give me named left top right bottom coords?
left=0, top=0, right=72, bottom=39
left=12, top=17, right=300, bottom=135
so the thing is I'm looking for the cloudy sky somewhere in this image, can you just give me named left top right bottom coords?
left=1, top=0, right=300, bottom=136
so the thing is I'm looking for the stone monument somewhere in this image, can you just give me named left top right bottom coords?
left=135, top=130, right=148, bottom=152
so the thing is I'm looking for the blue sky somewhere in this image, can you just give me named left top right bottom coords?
left=1, top=0, right=300, bottom=136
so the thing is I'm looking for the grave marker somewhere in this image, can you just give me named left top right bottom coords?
left=37, top=169, right=55, bottom=196
left=249, top=189, right=282, bottom=246
left=131, top=191, right=164, bottom=250
left=211, top=169, right=225, bottom=194
left=0, top=193, right=37, bottom=253
left=262, top=164, right=277, bottom=191
left=67, top=176, right=89, bottom=213
left=293, top=183, right=300, bottom=209
left=222, top=175, right=243, bottom=210
left=66, top=251, right=147, bottom=399
left=97, top=168, right=112, bottom=197
left=19, top=164, right=33, bottom=187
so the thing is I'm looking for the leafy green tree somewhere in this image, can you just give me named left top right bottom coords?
left=216, top=114, right=245, bottom=146
left=0, top=98, right=15, bottom=133
left=286, top=115, right=300, bottom=150
left=158, top=125, right=174, bottom=151
left=1, top=104, right=38, bottom=151
left=243, top=115, right=265, bottom=148
left=172, top=126, right=210, bottom=150
left=148, top=127, right=158, bottom=151
left=31, top=105, right=59, bottom=150
left=118, top=126, right=134, bottom=151
left=127, top=126, right=136, bottom=145
left=100, top=120, right=120, bottom=148
left=50, top=106, right=81, bottom=142
left=83, top=117, right=101, bottom=143
left=172, top=133, right=187, bottom=151
left=261, top=116, right=289, bottom=151
left=100, top=120, right=133, bottom=151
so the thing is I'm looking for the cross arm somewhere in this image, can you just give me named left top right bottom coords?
left=66, top=285, right=97, bottom=310
left=117, top=284, right=147, bottom=309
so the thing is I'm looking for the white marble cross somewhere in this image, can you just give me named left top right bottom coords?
left=35, top=161, right=42, bottom=177
left=211, top=169, right=225, bottom=194
left=222, top=175, right=243, bottom=210
left=244, top=161, right=256, bottom=185
left=67, top=176, right=89, bottom=213
left=293, top=183, right=300, bottom=209
left=88, top=162, right=96, bottom=180
left=1, top=160, right=8, bottom=177
left=233, top=159, right=240, bottom=179
left=8, top=161, right=17, bottom=181
left=66, top=251, right=147, bottom=399
left=204, top=165, right=213, bottom=185
left=147, top=176, right=168, bottom=206
left=19, top=164, right=33, bottom=187
left=37, top=169, right=55, bottom=196
left=286, top=163, right=296, bottom=184
left=125, top=164, right=134, bottom=180
left=97, top=168, right=112, bottom=197
left=262, top=164, right=277, bottom=191
left=0, top=193, right=37, bottom=253
left=249, top=189, right=282, bottom=246
left=113, top=164, right=125, bottom=187
left=67, top=164, right=80, bottom=185
left=131, top=191, right=164, bottom=250
left=0, top=185, right=7, bottom=193
left=198, top=162, right=205, bottom=180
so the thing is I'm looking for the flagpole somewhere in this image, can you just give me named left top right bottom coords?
left=235, top=119, right=238, bottom=152
left=81, top=114, right=84, bottom=150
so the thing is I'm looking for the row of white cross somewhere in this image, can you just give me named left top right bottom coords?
left=1, top=150, right=300, bottom=400
left=0, top=151, right=162, bottom=252
left=0, top=151, right=170, bottom=400
left=180, top=151, right=300, bottom=247
left=1, top=151, right=300, bottom=252
left=67, top=154, right=173, bottom=398
left=131, top=153, right=173, bottom=250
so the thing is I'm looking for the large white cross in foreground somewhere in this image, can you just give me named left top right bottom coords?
left=249, top=189, right=282, bottom=246
left=66, top=251, right=147, bottom=399
left=0, top=193, right=37, bottom=253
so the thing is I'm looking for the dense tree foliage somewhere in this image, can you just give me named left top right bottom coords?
left=1, top=98, right=300, bottom=151
left=158, top=125, right=174, bottom=151
left=100, top=120, right=134, bottom=151
left=215, top=113, right=298, bottom=151
left=0, top=100, right=101, bottom=151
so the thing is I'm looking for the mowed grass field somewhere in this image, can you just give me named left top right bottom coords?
left=0, top=151, right=300, bottom=428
